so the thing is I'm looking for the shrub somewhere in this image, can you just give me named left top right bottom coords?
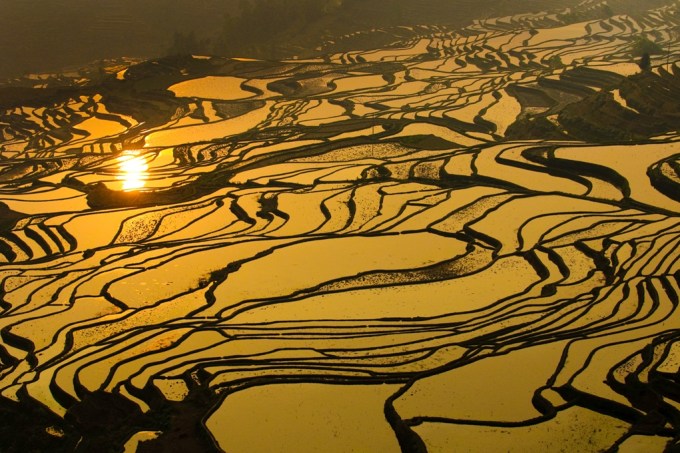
left=630, top=35, right=664, bottom=57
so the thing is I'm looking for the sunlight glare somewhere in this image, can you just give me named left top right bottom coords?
left=118, top=151, right=149, bottom=190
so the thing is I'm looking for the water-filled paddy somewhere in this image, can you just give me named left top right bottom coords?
left=1, top=1, right=680, bottom=451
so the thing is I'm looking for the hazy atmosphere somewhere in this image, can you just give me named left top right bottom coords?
left=1, top=0, right=679, bottom=452
left=0, top=0, right=638, bottom=77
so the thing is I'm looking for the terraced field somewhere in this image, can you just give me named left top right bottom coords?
left=1, top=0, right=680, bottom=451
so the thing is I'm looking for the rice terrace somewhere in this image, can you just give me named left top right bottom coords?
left=1, top=0, right=680, bottom=451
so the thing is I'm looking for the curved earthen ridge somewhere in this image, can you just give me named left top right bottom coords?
left=1, top=1, right=679, bottom=451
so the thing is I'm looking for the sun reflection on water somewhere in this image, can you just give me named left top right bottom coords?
left=117, top=151, right=148, bottom=191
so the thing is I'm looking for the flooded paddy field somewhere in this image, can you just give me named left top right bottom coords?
left=1, top=0, right=680, bottom=451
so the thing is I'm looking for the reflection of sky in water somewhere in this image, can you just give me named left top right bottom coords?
left=0, top=2, right=679, bottom=451
left=117, top=151, right=148, bottom=190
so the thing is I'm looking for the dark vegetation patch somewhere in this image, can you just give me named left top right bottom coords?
left=507, top=66, right=680, bottom=142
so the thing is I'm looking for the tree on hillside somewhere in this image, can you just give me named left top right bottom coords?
left=213, top=0, right=344, bottom=58
left=630, top=35, right=664, bottom=57
left=167, top=31, right=211, bottom=56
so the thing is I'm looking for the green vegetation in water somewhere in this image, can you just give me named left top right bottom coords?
left=546, top=55, right=564, bottom=69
